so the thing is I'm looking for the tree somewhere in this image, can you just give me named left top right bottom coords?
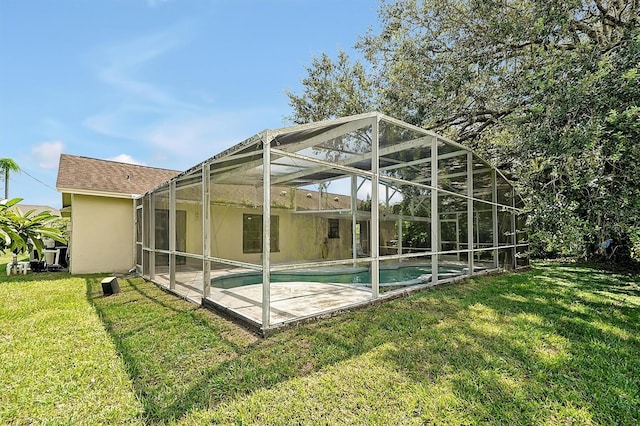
left=287, top=0, right=640, bottom=263
left=286, top=50, right=375, bottom=124
left=0, top=158, right=20, bottom=200
left=0, top=198, right=66, bottom=257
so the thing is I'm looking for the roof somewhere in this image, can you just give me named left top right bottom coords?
left=56, top=154, right=180, bottom=197
left=55, top=153, right=351, bottom=210
left=14, top=204, right=61, bottom=217
left=210, top=184, right=352, bottom=211
left=57, top=113, right=522, bottom=209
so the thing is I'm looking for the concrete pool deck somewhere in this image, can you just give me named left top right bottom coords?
left=207, top=282, right=373, bottom=325
left=150, top=261, right=490, bottom=332
left=152, top=271, right=373, bottom=326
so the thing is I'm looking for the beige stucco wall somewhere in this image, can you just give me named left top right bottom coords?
left=180, top=202, right=203, bottom=255
left=209, top=204, right=354, bottom=265
left=68, top=193, right=397, bottom=274
left=69, top=194, right=134, bottom=274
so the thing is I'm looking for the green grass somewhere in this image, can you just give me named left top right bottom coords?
left=0, top=278, right=142, bottom=423
left=1, top=260, right=639, bottom=424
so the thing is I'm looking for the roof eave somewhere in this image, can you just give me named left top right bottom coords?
left=57, top=187, right=140, bottom=200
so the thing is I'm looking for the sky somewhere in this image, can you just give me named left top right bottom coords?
left=0, top=0, right=379, bottom=208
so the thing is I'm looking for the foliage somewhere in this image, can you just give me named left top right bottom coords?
left=0, top=158, right=20, bottom=200
left=522, top=31, right=640, bottom=261
left=0, top=197, right=66, bottom=256
left=287, top=0, right=640, bottom=264
left=285, top=50, right=375, bottom=124
left=3, top=264, right=639, bottom=423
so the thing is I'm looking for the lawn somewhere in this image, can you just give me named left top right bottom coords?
left=1, top=259, right=639, bottom=424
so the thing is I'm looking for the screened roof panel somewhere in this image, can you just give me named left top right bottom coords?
left=145, top=112, right=521, bottom=210
left=378, top=117, right=428, bottom=149
left=314, top=129, right=372, bottom=156
left=272, top=124, right=345, bottom=147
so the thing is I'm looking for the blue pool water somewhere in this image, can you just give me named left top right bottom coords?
left=211, top=264, right=464, bottom=289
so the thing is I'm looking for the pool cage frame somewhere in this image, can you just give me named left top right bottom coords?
left=135, top=112, right=528, bottom=332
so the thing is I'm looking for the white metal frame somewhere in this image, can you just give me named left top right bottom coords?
left=137, top=112, right=529, bottom=332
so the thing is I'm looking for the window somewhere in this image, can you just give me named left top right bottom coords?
left=328, top=218, right=340, bottom=239
left=155, top=209, right=187, bottom=265
left=243, top=214, right=279, bottom=253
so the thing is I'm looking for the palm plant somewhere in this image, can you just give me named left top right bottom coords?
left=0, top=198, right=66, bottom=259
left=0, top=158, right=21, bottom=200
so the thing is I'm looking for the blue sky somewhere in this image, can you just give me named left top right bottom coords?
left=0, top=0, right=379, bottom=208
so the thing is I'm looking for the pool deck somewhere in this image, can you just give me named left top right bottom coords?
left=152, top=271, right=373, bottom=326
left=153, top=272, right=205, bottom=304
left=150, top=261, right=488, bottom=331
left=208, top=282, right=372, bottom=325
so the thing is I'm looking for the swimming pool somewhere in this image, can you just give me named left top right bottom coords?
left=211, top=264, right=465, bottom=289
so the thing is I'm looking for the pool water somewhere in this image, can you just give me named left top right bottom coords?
left=211, top=264, right=464, bottom=289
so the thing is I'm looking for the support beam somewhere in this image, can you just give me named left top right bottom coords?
left=431, top=140, right=439, bottom=284
left=169, top=180, right=176, bottom=290
left=492, top=169, right=499, bottom=269
left=397, top=217, right=403, bottom=256
left=148, top=194, right=155, bottom=280
left=262, top=132, right=272, bottom=329
left=351, top=175, right=357, bottom=266
left=385, top=185, right=390, bottom=209
left=135, top=200, right=143, bottom=272
left=467, top=152, right=474, bottom=275
left=511, top=187, right=517, bottom=269
left=202, top=164, right=211, bottom=298
left=371, top=117, right=380, bottom=298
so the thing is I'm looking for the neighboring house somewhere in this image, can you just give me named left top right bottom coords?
left=13, top=204, right=61, bottom=217
left=56, top=154, right=179, bottom=274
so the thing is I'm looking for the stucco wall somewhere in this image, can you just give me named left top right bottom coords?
left=70, top=194, right=134, bottom=274
left=209, top=204, right=354, bottom=265
left=68, top=193, right=393, bottom=274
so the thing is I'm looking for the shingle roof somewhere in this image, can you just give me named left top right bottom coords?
left=14, top=204, right=61, bottom=216
left=56, top=154, right=352, bottom=210
left=56, top=154, right=180, bottom=196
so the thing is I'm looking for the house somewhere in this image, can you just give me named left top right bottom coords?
left=56, top=154, right=179, bottom=274
left=57, top=113, right=528, bottom=333
left=55, top=154, right=352, bottom=274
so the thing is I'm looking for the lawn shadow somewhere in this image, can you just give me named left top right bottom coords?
left=84, top=276, right=386, bottom=423
left=376, top=264, right=640, bottom=424
left=84, top=265, right=640, bottom=424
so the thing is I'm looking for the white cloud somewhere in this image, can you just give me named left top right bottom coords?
left=142, top=108, right=283, bottom=167
left=95, top=21, right=198, bottom=111
left=107, top=154, right=146, bottom=165
left=31, top=141, right=64, bottom=169
left=86, top=103, right=283, bottom=169
left=85, top=23, right=286, bottom=170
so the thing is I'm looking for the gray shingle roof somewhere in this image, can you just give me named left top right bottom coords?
left=56, top=154, right=179, bottom=196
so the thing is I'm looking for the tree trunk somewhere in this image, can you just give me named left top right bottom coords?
left=4, top=169, right=8, bottom=199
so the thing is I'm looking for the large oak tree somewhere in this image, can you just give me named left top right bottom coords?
left=287, top=0, right=640, bottom=262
